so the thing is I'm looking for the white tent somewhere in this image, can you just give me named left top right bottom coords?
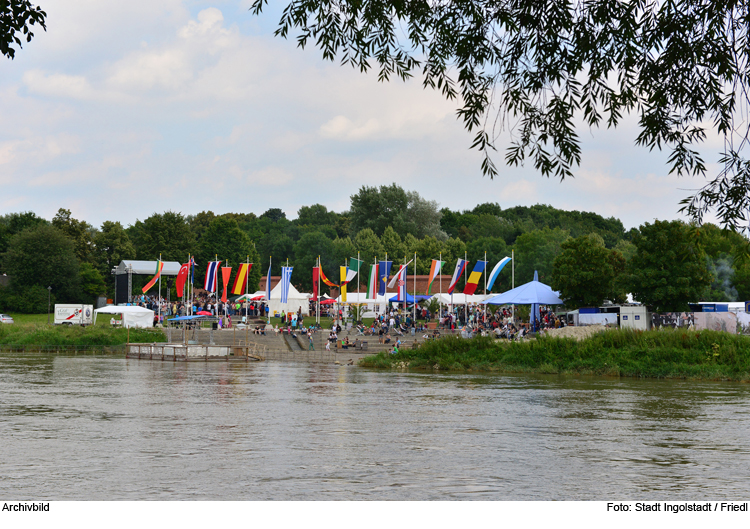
left=94, top=305, right=154, bottom=329
left=333, top=292, right=389, bottom=315
left=431, top=293, right=492, bottom=305
left=250, top=282, right=312, bottom=316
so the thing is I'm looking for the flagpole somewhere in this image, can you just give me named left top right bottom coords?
left=512, top=249, right=515, bottom=326
left=463, top=251, right=468, bottom=322
left=413, top=251, right=416, bottom=325
left=158, top=253, right=162, bottom=325
left=357, top=251, right=360, bottom=313
left=438, top=253, right=442, bottom=323
left=484, top=251, right=487, bottom=295
left=316, top=256, right=320, bottom=325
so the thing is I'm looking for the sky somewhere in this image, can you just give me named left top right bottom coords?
left=0, top=0, right=723, bottom=231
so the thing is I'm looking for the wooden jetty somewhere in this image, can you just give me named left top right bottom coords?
left=126, top=343, right=265, bottom=362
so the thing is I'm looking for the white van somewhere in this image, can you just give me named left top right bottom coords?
left=54, top=304, right=94, bottom=326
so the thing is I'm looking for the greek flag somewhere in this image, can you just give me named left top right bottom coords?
left=280, top=266, right=293, bottom=304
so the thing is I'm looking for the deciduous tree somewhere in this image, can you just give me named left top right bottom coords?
left=627, top=220, right=712, bottom=311
left=252, top=0, right=750, bottom=234
left=551, top=234, right=626, bottom=308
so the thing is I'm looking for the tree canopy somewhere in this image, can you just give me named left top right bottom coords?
left=1, top=0, right=46, bottom=59
left=627, top=220, right=712, bottom=311
left=252, top=0, right=750, bottom=235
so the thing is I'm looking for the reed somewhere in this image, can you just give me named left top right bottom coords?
left=359, top=328, right=750, bottom=381
left=0, top=322, right=166, bottom=347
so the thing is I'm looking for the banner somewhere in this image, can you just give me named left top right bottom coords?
left=486, top=257, right=511, bottom=292
left=280, top=266, right=293, bottom=304
left=367, top=263, right=379, bottom=299
left=463, top=261, right=486, bottom=295
left=176, top=262, right=189, bottom=297
left=231, top=263, right=252, bottom=295
left=221, top=266, right=232, bottom=303
left=447, top=258, right=467, bottom=294
left=142, top=260, right=164, bottom=294
left=378, top=260, right=392, bottom=295
left=427, top=259, right=444, bottom=294
left=346, top=257, right=363, bottom=283
left=340, top=266, right=347, bottom=302
left=204, top=261, right=219, bottom=293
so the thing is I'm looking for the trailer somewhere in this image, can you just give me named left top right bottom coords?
left=54, top=304, right=94, bottom=326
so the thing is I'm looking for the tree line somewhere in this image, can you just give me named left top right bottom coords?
left=1, top=184, right=748, bottom=313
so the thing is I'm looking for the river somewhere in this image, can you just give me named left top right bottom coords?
left=1, top=353, right=749, bottom=500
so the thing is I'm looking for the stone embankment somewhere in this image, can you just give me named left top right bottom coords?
left=158, top=323, right=439, bottom=364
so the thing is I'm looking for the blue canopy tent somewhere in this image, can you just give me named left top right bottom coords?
left=484, top=271, right=564, bottom=331
left=387, top=294, right=432, bottom=303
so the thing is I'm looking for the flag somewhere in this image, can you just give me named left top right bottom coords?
left=447, top=258, right=467, bottom=294
left=366, top=263, right=379, bottom=298
left=463, top=261, right=486, bottom=295
left=231, top=263, right=252, bottom=295
left=142, top=260, right=164, bottom=293
left=204, top=261, right=219, bottom=292
left=176, top=262, right=189, bottom=297
left=312, top=266, right=319, bottom=301
left=387, top=262, right=411, bottom=302
left=280, top=266, right=293, bottom=304
left=388, top=259, right=414, bottom=288
left=340, top=266, right=348, bottom=302
left=190, top=257, right=196, bottom=287
left=265, top=260, right=272, bottom=300
left=319, top=266, right=338, bottom=287
left=378, top=260, right=392, bottom=295
left=487, top=257, right=512, bottom=291
left=345, top=257, right=363, bottom=283
left=427, top=259, right=445, bottom=294
left=221, top=266, right=232, bottom=303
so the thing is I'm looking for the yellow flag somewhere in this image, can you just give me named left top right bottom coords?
left=340, top=266, right=347, bottom=303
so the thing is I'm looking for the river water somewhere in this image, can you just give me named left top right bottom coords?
left=1, top=353, right=749, bottom=500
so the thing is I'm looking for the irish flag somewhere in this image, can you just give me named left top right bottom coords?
left=142, top=260, right=163, bottom=293
left=427, top=259, right=444, bottom=294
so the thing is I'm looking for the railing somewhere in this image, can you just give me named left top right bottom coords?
left=0, top=344, right=127, bottom=354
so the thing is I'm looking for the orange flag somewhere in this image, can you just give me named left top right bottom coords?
left=221, top=266, right=232, bottom=303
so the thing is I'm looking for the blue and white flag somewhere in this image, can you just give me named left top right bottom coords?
left=486, top=256, right=512, bottom=292
left=204, top=261, right=219, bottom=292
left=266, top=260, right=272, bottom=300
left=280, top=266, right=293, bottom=304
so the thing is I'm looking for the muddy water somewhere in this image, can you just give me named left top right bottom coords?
left=1, top=354, right=749, bottom=500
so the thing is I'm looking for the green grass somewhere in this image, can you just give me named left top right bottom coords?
left=0, top=313, right=166, bottom=347
left=360, top=328, right=750, bottom=381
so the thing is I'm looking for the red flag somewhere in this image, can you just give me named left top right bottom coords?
left=221, top=267, right=232, bottom=303
left=312, top=267, right=319, bottom=301
left=176, top=263, right=189, bottom=297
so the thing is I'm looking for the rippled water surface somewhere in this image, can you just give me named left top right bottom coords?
left=1, top=353, right=749, bottom=500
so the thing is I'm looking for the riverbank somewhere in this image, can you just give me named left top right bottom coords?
left=0, top=320, right=166, bottom=347
left=360, top=329, right=750, bottom=381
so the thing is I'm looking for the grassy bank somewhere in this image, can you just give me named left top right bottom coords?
left=0, top=317, right=166, bottom=347
left=360, top=329, right=750, bottom=381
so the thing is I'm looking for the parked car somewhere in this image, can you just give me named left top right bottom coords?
left=0, top=313, right=14, bottom=324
